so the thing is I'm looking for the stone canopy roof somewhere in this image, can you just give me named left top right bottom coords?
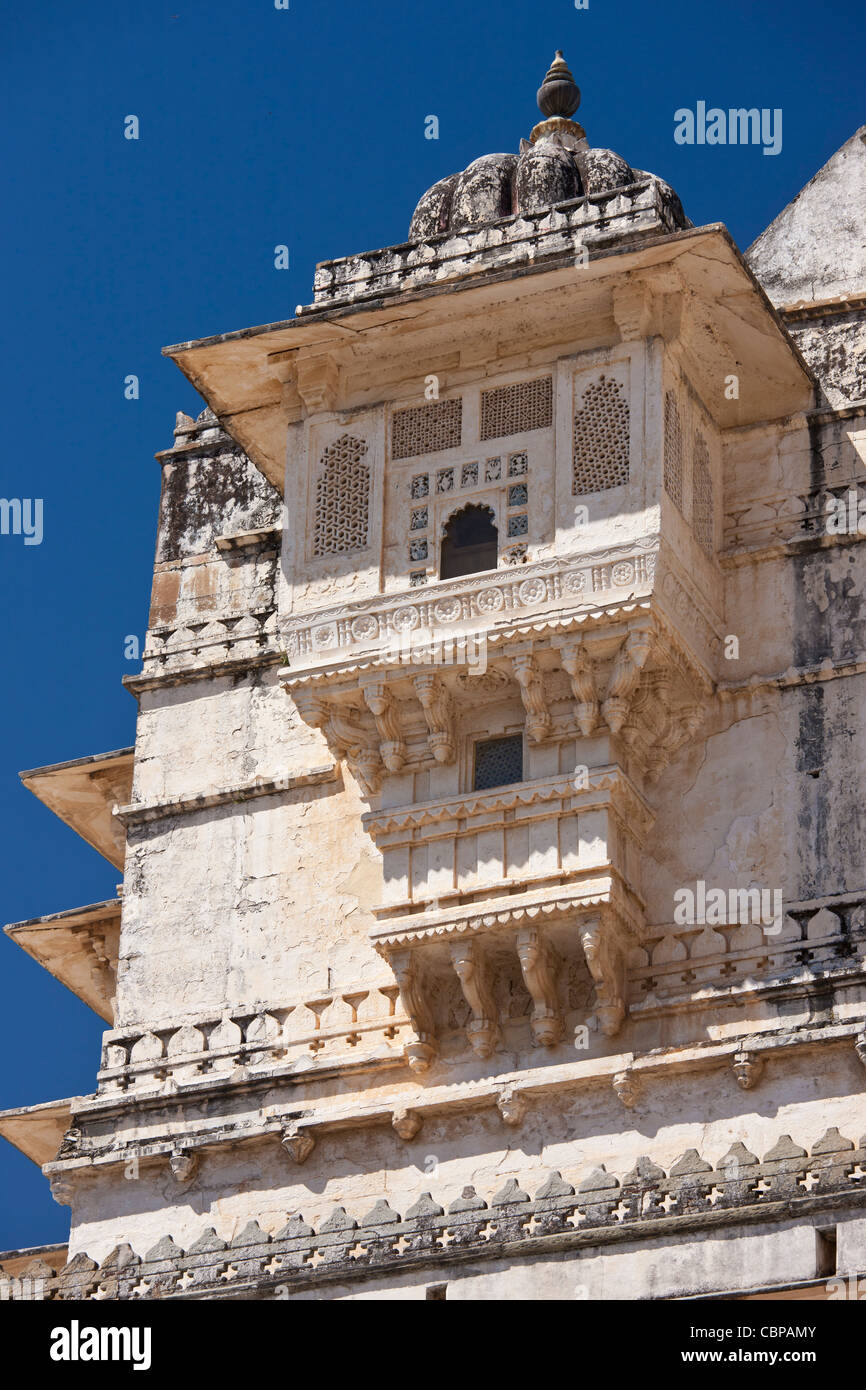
left=409, top=51, right=689, bottom=240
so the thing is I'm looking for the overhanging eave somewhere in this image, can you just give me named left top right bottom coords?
left=5, top=900, right=120, bottom=1023
left=20, top=748, right=133, bottom=871
left=163, top=223, right=816, bottom=496
left=0, top=1099, right=74, bottom=1169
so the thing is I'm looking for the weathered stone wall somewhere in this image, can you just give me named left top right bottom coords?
left=27, top=121, right=866, bottom=1299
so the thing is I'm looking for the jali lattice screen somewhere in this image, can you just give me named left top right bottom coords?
left=312, top=434, right=371, bottom=556
left=572, top=374, right=630, bottom=495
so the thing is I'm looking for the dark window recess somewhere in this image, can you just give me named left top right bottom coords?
left=440, top=504, right=498, bottom=580
left=815, top=1227, right=837, bottom=1278
left=474, top=734, right=523, bottom=791
left=426, top=1283, right=448, bottom=1301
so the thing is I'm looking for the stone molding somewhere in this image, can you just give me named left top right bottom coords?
left=362, top=766, right=652, bottom=839
left=42, top=1020, right=866, bottom=1195
left=113, top=765, right=337, bottom=828
left=722, top=453, right=866, bottom=554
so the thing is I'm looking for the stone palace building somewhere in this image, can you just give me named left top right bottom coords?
left=2, top=54, right=866, bottom=1300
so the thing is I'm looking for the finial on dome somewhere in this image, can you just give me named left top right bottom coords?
left=537, top=50, right=581, bottom=119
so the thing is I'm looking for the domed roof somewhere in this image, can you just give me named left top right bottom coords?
left=409, top=52, right=686, bottom=240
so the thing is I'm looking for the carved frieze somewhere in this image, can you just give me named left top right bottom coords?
left=281, top=543, right=660, bottom=671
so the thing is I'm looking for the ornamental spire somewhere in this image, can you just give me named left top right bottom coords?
left=536, top=50, right=581, bottom=120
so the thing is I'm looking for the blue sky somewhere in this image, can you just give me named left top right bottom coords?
left=0, top=0, right=863, bottom=1253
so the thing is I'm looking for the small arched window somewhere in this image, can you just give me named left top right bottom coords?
left=439, top=504, right=498, bottom=580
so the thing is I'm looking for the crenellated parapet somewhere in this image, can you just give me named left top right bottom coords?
left=17, top=1127, right=866, bottom=1300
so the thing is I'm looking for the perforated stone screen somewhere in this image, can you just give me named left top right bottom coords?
left=473, top=734, right=524, bottom=791
left=312, top=434, right=370, bottom=556
left=693, top=431, right=714, bottom=554
left=480, top=376, right=553, bottom=441
left=391, top=399, right=462, bottom=460
left=664, top=390, right=684, bottom=512
left=572, top=374, right=630, bottom=495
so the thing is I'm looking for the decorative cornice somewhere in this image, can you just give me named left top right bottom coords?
left=362, top=766, right=651, bottom=837
left=370, top=874, right=644, bottom=950
left=124, top=651, right=283, bottom=696
left=113, top=765, right=337, bottom=828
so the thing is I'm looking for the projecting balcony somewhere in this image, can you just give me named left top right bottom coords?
left=362, top=766, right=652, bottom=1066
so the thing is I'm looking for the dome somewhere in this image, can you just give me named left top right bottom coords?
left=408, top=51, right=687, bottom=241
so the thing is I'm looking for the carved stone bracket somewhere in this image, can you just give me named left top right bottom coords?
left=169, top=1149, right=199, bottom=1184
left=281, top=1124, right=316, bottom=1165
left=390, top=948, right=438, bottom=1073
left=511, top=653, right=551, bottom=743
left=325, top=707, right=381, bottom=794
left=579, top=912, right=630, bottom=1037
left=613, top=1069, right=639, bottom=1108
left=295, top=353, right=340, bottom=413
left=558, top=637, right=598, bottom=736
left=856, top=1027, right=866, bottom=1070
left=392, top=1107, right=422, bottom=1141
left=603, top=623, right=655, bottom=733
left=362, top=682, right=406, bottom=773
left=450, top=939, right=500, bottom=1059
left=516, top=928, right=563, bottom=1047
left=496, top=1086, right=526, bottom=1127
left=87, top=931, right=117, bottom=1013
left=412, top=673, right=455, bottom=764
left=612, top=279, right=654, bottom=343
left=732, top=1050, right=763, bottom=1091
left=293, top=690, right=381, bottom=795
left=623, top=671, right=706, bottom=783
left=50, top=1175, right=74, bottom=1208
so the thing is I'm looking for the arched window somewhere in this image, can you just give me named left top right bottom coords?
left=439, top=504, right=498, bottom=580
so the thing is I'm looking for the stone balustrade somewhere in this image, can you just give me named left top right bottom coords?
left=306, top=179, right=681, bottom=312
left=97, top=986, right=409, bottom=1094
left=630, top=898, right=866, bottom=1008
